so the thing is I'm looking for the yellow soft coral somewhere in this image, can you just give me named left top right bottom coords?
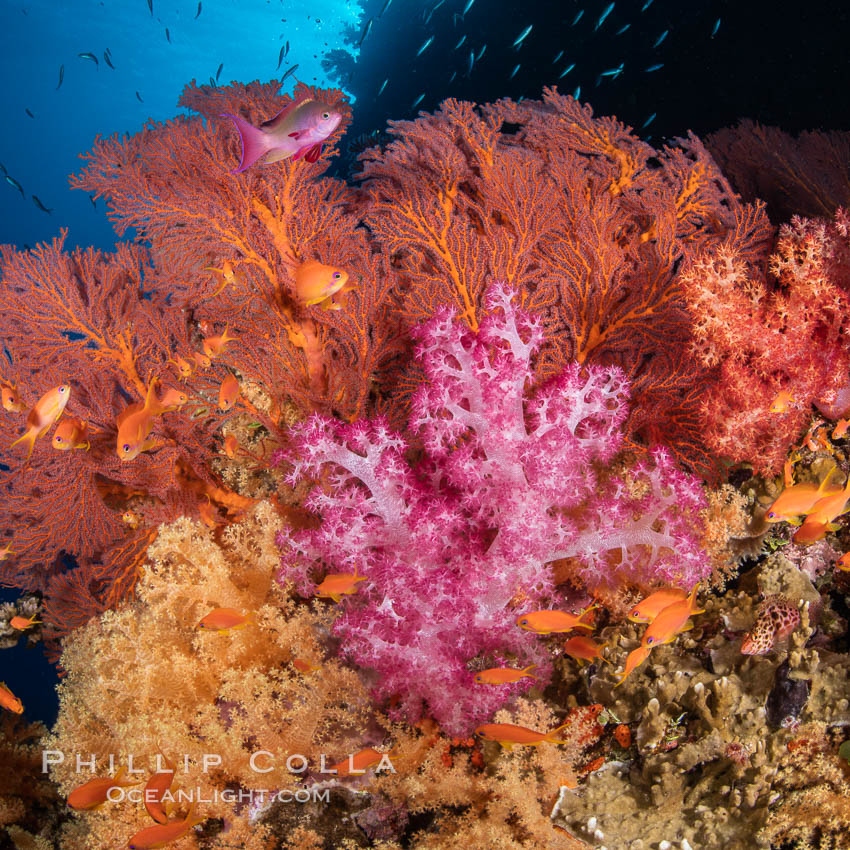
left=44, top=502, right=372, bottom=850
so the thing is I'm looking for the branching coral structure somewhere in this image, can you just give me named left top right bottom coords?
left=278, top=283, right=710, bottom=735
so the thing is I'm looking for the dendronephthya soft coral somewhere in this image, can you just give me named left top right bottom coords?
left=277, top=283, right=710, bottom=735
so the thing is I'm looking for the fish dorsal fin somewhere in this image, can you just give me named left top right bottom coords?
left=261, top=95, right=313, bottom=129
left=116, top=402, right=142, bottom=428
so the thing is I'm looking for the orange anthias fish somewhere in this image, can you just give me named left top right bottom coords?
left=837, top=552, right=850, bottom=571
left=10, top=384, right=71, bottom=459
left=614, top=644, right=652, bottom=687
left=9, top=612, right=40, bottom=630
left=563, top=636, right=609, bottom=666
left=0, top=382, right=24, bottom=413
left=52, top=416, right=89, bottom=451
left=202, top=326, right=237, bottom=359
left=0, top=542, right=14, bottom=560
left=641, top=584, right=703, bottom=648
left=127, top=803, right=204, bottom=849
left=475, top=722, right=569, bottom=751
left=627, top=587, right=688, bottom=623
left=330, top=747, right=395, bottom=777
left=474, top=665, right=538, bottom=684
left=223, top=434, right=239, bottom=458
left=223, top=94, right=343, bottom=172
left=192, top=351, right=211, bottom=370
left=168, top=356, right=193, bottom=379
left=765, top=467, right=841, bottom=524
left=0, top=682, right=23, bottom=713
left=792, top=472, right=850, bottom=543
left=516, top=604, right=597, bottom=634
left=144, top=752, right=176, bottom=825
left=292, top=657, right=321, bottom=674
left=832, top=418, right=850, bottom=440
left=315, top=565, right=368, bottom=603
left=218, top=374, right=240, bottom=411
left=294, top=260, right=350, bottom=309
left=770, top=390, right=796, bottom=414
left=117, top=378, right=164, bottom=461
left=158, top=386, right=189, bottom=411
left=197, top=608, right=252, bottom=633
left=67, top=767, right=138, bottom=810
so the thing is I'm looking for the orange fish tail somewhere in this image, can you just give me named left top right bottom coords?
left=10, top=427, right=37, bottom=459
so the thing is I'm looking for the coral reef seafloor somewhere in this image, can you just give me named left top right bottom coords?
left=2, top=81, right=850, bottom=849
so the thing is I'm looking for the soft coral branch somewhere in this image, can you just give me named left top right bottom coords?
left=277, top=282, right=709, bottom=734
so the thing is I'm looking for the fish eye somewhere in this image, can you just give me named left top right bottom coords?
left=646, top=637, right=656, bottom=645
left=520, top=618, right=527, bottom=625
left=59, top=387, right=66, bottom=393
left=767, top=512, right=776, bottom=519
left=122, top=443, right=131, bottom=452
left=333, top=272, right=341, bottom=279
left=322, top=111, right=330, bottom=119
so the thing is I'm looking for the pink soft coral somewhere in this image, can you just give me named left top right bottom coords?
left=276, top=283, right=709, bottom=734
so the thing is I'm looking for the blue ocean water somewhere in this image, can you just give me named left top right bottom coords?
left=0, top=0, right=848, bottom=725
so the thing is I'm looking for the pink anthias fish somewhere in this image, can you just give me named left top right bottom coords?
left=222, top=95, right=343, bottom=172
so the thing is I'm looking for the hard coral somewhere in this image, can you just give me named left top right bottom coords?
left=278, top=283, right=709, bottom=735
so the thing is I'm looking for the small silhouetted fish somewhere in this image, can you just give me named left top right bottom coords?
left=573, top=85, right=581, bottom=99
left=558, top=63, right=575, bottom=78
left=5, top=175, right=24, bottom=197
left=209, top=76, right=216, bottom=87
left=645, top=63, right=663, bottom=72
left=641, top=112, right=656, bottom=129
left=285, top=40, right=290, bottom=56
left=377, top=78, right=388, bottom=95
left=572, top=9, right=583, bottom=25
left=25, top=108, right=34, bottom=118
left=594, top=2, right=614, bottom=31
left=56, top=64, right=64, bottom=89
left=467, top=49, right=474, bottom=75
left=79, top=52, right=98, bottom=68
left=615, top=23, right=629, bottom=34
left=216, top=63, right=223, bottom=81
left=195, top=1, right=202, bottom=18
left=32, top=195, right=53, bottom=214
left=380, top=0, right=392, bottom=15
left=165, top=27, right=171, bottom=43
left=0, top=162, right=6, bottom=175
left=89, top=194, right=97, bottom=208
left=653, top=29, right=668, bottom=47
left=277, top=45, right=286, bottom=69
left=359, top=17, right=373, bottom=46
left=552, top=49, right=563, bottom=64
left=641, top=0, right=653, bottom=9
left=454, top=34, right=466, bottom=49
left=416, top=35, right=434, bottom=56
left=103, top=51, right=115, bottom=69
left=509, top=63, right=520, bottom=79
left=281, top=64, right=298, bottom=82
left=449, top=70, right=456, bottom=83
left=147, top=0, right=152, bottom=15
left=411, top=93, right=425, bottom=109
left=512, top=24, right=532, bottom=47
left=136, top=90, right=144, bottom=102
left=711, top=17, right=721, bottom=37
left=476, top=43, right=486, bottom=61
left=462, top=0, right=474, bottom=14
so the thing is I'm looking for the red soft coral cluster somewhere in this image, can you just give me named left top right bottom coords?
left=276, top=283, right=710, bottom=734
left=681, top=207, right=850, bottom=474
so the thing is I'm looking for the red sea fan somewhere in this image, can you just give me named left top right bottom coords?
left=72, top=80, right=405, bottom=424
left=276, top=283, right=709, bottom=735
